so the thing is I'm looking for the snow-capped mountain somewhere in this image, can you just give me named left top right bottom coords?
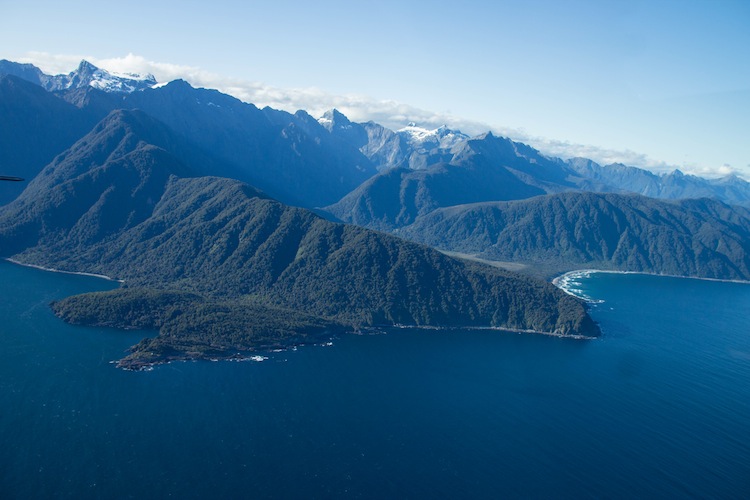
left=397, top=123, right=468, bottom=152
left=46, top=60, right=157, bottom=93
left=0, top=59, right=156, bottom=93
left=318, top=110, right=469, bottom=171
left=71, top=60, right=156, bottom=92
left=318, top=109, right=750, bottom=206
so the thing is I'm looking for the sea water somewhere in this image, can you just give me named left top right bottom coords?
left=1, top=259, right=749, bottom=498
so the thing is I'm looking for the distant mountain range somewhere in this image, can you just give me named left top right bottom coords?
left=566, top=158, right=750, bottom=207
left=319, top=107, right=750, bottom=211
left=3, top=59, right=748, bottom=211
left=326, top=132, right=750, bottom=232
left=2, top=58, right=749, bottom=366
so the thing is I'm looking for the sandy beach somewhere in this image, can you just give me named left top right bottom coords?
left=4, top=258, right=124, bottom=283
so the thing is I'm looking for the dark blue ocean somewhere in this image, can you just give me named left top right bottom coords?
left=1, top=259, right=749, bottom=499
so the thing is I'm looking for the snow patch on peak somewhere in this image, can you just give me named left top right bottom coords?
left=397, top=123, right=468, bottom=150
left=86, top=64, right=156, bottom=93
left=318, top=108, right=353, bottom=131
left=398, top=124, right=434, bottom=141
left=39, top=60, right=158, bottom=93
left=109, top=69, right=156, bottom=82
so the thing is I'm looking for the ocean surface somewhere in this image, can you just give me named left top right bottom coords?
left=1, top=259, right=749, bottom=499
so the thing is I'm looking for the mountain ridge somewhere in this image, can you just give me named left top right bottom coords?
left=0, top=59, right=156, bottom=93
left=397, top=192, right=750, bottom=280
left=0, top=74, right=106, bottom=204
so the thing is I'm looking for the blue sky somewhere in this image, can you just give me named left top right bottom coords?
left=1, top=0, right=748, bottom=177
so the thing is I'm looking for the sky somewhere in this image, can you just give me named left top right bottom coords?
left=1, top=0, right=748, bottom=178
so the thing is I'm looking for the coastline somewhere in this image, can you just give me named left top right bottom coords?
left=464, top=325, right=597, bottom=340
left=3, top=255, right=598, bottom=371
left=116, top=350, right=273, bottom=372
left=118, top=324, right=596, bottom=371
left=553, top=268, right=750, bottom=300
left=389, top=323, right=597, bottom=341
left=116, top=336, right=339, bottom=371
left=4, top=258, right=124, bottom=283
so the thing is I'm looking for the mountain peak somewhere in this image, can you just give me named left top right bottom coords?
left=396, top=124, right=469, bottom=154
left=77, top=60, right=99, bottom=73
left=715, top=173, right=747, bottom=186
left=157, top=79, right=195, bottom=95
left=81, top=61, right=157, bottom=93
left=330, top=108, right=350, bottom=122
left=319, top=108, right=353, bottom=130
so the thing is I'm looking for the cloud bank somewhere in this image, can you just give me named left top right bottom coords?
left=17, top=52, right=740, bottom=179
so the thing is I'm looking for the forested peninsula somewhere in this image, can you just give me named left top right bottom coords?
left=0, top=110, right=598, bottom=369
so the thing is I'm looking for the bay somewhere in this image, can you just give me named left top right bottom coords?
left=1, top=259, right=749, bottom=498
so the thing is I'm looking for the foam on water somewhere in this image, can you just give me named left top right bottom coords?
left=553, top=270, right=606, bottom=303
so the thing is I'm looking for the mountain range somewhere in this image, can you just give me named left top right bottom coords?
left=1, top=59, right=748, bottom=367
left=1, top=60, right=377, bottom=208
left=325, top=132, right=750, bottom=233
left=3, top=59, right=749, bottom=211
left=0, top=105, right=597, bottom=368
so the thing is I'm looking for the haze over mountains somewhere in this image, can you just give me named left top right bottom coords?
left=1, top=59, right=748, bottom=366
left=2, top=59, right=748, bottom=210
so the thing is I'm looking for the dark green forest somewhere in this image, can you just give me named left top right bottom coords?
left=399, top=192, right=750, bottom=280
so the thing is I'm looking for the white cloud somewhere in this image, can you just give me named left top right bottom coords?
left=524, top=137, right=672, bottom=173
left=18, top=51, right=85, bottom=74
left=676, top=163, right=737, bottom=179
left=13, top=52, right=744, bottom=180
left=16, top=52, right=499, bottom=132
